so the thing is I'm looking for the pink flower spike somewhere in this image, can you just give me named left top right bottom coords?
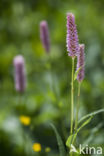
left=40, top=21, right=50, bottom=53
left=66, top=13, right=79, bottom=57
left=13, top=55, right=26, bottom=93
left=77, top=44, right=85, bottom=82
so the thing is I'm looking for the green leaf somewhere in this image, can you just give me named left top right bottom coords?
left=72, top=116, right=93, bottom=144
left=66, top=116, right=93, bottom=148
left=78, top=109, right=104, bottom=124
left=66, top=134, right=73, bottom=148
left=50, top=123, right=66, bottom=156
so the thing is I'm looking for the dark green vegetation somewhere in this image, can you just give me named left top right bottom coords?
left=0, top=0, right=104, bottom=155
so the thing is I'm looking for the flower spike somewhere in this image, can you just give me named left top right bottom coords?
left=13, top=55, right=26, bottom=92
left=66, top=13, right=79, bottom=57
left=77, top=44, right=85, bottom=82
left=40, top=21, right=50, bottom=53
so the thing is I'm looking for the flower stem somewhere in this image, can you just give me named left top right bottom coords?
left=75, top=82, right=81, bottom=131
left=70, top=58, right=75, bottom=135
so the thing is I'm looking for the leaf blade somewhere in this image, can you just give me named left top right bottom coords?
left=78, top=109, right=104, bottom=124
left=72, top=116, right=93, bottom=144
left=66, top=116, right=93, bottom=148
left=50, top=123, right=66, bottom=156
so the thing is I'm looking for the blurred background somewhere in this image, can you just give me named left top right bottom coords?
left=0, top=0, right=104, bottom=155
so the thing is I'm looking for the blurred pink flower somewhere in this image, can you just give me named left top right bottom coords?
left=40, top=20, right=50, bottom=53
left=13, top=55, right=26, bottom=92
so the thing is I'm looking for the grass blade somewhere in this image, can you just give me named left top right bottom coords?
left=50, top=123, right=66, bottom=156
left=78, top=109, right=104, bottom=124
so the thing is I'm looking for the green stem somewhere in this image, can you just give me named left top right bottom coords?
left=75, top=82, right=81, bottom=131
left=70, top=58, right=75, bottom=135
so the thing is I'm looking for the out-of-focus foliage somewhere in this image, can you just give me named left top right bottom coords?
left=0, top=0, right=104, bottom=155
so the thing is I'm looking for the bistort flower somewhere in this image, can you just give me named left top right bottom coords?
left=77, top=44, right=85, bottom=82
left=66, top=13, right=79, bottom=57
left=13, top=55, right=26, bottom=92
left=40, top=20, right=50, bottom=53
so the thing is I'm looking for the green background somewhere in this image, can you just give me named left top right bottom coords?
left=0, top=0, right=104, bottom=155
